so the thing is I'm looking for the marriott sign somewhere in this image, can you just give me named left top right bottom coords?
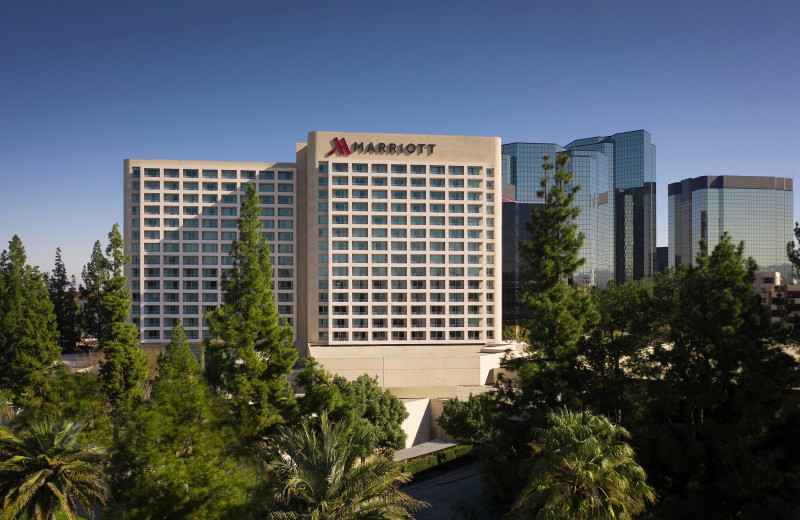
left=327, top=137, right=436, bottom=157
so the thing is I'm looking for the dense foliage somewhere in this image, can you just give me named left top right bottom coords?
left=297, top=357, right=409, bottom=453
left=106, top=322, right=257, bottom=519
left=205, top=183, right=298, bottom=438
left=261, top=414, right=425, bottom=520
left=438, top=155, right=800, bottom=519
left=0, top=419, right=107, bottom=520
left=47, top=248, right=81, bottom=352
left=0, top=236, right=60, bottom=409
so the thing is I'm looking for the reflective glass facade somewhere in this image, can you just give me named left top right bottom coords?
left=565, top=130, right=656, bottom=282
left=502, top=199, right=542, bottom=326
left=668, top=176, right=793, bottom=281
left=502, top=129, right=653, bottom=289
left=501, top=143, right=611, bottom=289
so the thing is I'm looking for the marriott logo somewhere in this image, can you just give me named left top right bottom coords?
left=326, top=137, right=436, bottom=157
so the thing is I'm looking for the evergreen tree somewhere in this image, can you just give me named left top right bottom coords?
left=205, top=183, right=297, bottom=438
left=47, top=248, right=82, bottom=352
left=500, top=154, right=598, bottom=414
left=80, top=240, right=108, bottom=346
left=581, top=280, right=656, bottom=425
left=106, top=321, right=256, bottom=519
left=98, top=224, right=147, bottom=419
left=786, top=221, right=800, bottom=283
left=642, top=234, right=800, bottom=518
left=0, top=236, right=60, bottom=408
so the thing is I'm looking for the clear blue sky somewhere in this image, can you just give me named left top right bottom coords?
left=1, top=0, right=798, bottom=280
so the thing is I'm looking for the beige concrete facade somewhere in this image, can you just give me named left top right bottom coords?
left=123, top=159, right=297, bottom=343
left=297, top=132, right=503, bottom=355
left=123, top=131, right=505, bottom=396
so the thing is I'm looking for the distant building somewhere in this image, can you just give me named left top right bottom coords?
left=501, top=183, right=541, bottom=327
left=656, top=246, right=669, bottom=274
left=502, top=130, right=655, bottom=288
left=668, top=176, right=793, bottom=282
left=754, top=271, right=800, bottom=323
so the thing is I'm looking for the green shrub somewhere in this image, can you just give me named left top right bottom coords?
left=402, top=444, right=475, bottom=478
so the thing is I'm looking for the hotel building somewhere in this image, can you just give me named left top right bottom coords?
left=668, top=175, right=793, bottom=281
left=123, top=132, right=504, bottom=358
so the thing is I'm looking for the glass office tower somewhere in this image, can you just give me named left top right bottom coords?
left=565, top=130, right=656, bottom=282
left=501, top=197, right=542, bottom=327
left=668, top=175, right=793, bottom=282
left=501, top=143, right=612, bottom=289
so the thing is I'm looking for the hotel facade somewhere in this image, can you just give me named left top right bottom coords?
left=124, top=131, right=504, bottom=356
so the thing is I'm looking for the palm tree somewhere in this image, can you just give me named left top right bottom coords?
left=514, top=408, right=655, bottom=519
left=262, top=414, right=426, bottom=519
left=0, top=419, right=107, bottom=520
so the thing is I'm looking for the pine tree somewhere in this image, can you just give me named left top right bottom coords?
left=501, top=154, right=598, bottom=413
left=98, top=224, right=147, bottom=419
left=106, top=321, right=255, bottom=519
left=47, top=248, right=81, bottom=352
left=205, top=183, right=298, bottom=438
left=80, top=240, right=108, bottom=346
left=642, top=234, right=800, bottom=518
left=0, top=236, right=60, bottom=408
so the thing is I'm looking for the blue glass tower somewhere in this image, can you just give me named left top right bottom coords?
left=668, top=175, right=793, bottom=281
left=503, top=130, right=656, bottom=288
left=565, top=130, right=656, bottom=282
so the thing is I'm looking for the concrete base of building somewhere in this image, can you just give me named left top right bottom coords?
left=309, top=342, right=520, bottom=390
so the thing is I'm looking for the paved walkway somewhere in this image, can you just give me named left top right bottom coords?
left=405, top=462, right=487, bottom=519
left=393, top=439, right=460, bottom=462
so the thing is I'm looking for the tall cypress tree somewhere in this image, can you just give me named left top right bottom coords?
left=81, top=240, right=108, bottom=347
left=205, top=183, right=297, bottom=438
left=501, top=154, right=598, bottom=413
left=98, top=224, right=147, bottom=418
left=47, top=248, right=81, bottom=352
left=0, top=236, right=60, bottom=407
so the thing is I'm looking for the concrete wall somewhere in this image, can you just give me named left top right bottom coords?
left=311, top=344, right=507, bottom=389
left=400, top=398, right=431, bottom=448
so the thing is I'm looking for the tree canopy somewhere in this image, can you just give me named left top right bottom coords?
left=205, top=183, right=298, bottom=438
left=106, top=321, right=256, bottom=519
left=98, top=224, right=147, bottom=419
left=0, top=235, right=60, bottom=408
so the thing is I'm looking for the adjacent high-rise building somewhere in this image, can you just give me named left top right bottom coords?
left=124, top=132, right=504, bottom=356
left=668, top=175, right=793, bottom=281
left=123, top=160, right=299, bottom=344
left=565, top=130, right=656, bottom=282
left=501, top=143, right=612, bottom=289
left=501, top=130, right=655, bottom=295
